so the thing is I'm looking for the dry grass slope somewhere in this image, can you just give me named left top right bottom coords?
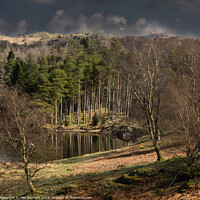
left=0, top=132, right=200, bottom=199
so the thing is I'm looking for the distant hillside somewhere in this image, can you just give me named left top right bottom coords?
left=0, top=35, right=41, bottom=45
left=0, top=31, right=195, bottom=61
left=0, top=32, right=95, bottom=45
left=0, top=32, right=109, bottom=60
left=140, top=32, right=180, bottom=39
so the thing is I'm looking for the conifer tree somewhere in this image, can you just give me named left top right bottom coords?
left=49, top=68, right=68, bottom=125
left=5, top=49, right=16, bottom=85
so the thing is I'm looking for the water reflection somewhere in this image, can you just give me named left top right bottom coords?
left=51, top=133, right=130, bottom=159
left=0, top=144, right=9, bottom=163
left=0, top=133, right=130, bottom=162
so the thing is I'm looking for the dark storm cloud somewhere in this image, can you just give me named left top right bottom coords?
left=47, top=8, right=127, bottom=34
left=1, top=0, right=200, bottom=37
left=24, top=0, right=58, bottom=4
left=0, top=0, right=6, bottom=12
left=144, top=0, right=200, bottom=12
left=0, top=19, right=11, bottom=35
left=89, top=0, right=200, bottom=12
left=86, top=0, right=132, bottom=3
left=0, top=18, right=29, bottom=36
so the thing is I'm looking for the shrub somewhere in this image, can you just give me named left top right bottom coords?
left=92, top=112, right=99, bottom=126
left=65, top=116, right=69, bottom=126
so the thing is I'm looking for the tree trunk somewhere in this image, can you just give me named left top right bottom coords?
left=112, top=80, right=115, bottom=120
left=55, top=100, right=57, bottom=126
left=122, top=79, right=126, bottom=118
left=105, top=81, right=109, bottom=114
left=60, top=93, right=63, bottom=125
left=51, top=114, right=53, bottom=126
left=116, top=72, right=120, bottom=120
left=101, top=87, right=104, bottom=115
left=24, top=163, right=36, bottom=194
left=69, top=100, right=72, bottom=125
left=77, top=79, right=81, bottom=125
left=90, top=83, right=94, bottom=121
left=27, top=179, right=36, bottom=194
left=83, top=85, right=87, bottom=124
left=126, top=75, right=130, bottom=118
left=90, top=96, right=92, bottom=121
left=119, top=78, right=123, bottom=120
left=86, top=90, right=89, bottom=124
left=108, top=78, right=111, bottom=120
left=154, top=139, right=162, bottom=161
left=94, top=87, right=96, bottom=112
left=99, top=78, right=101, bottom=120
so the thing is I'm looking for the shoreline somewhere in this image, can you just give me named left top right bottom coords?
left=55, top=128, right=101, bottom=133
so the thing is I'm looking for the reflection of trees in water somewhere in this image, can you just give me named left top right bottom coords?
left=51, top=132, right=130, bottom=159
left=0, top=140, right=14, bottom=162
left=1, top=133, right=130, bottom=162
left=0, top=136, right=58, bottom=163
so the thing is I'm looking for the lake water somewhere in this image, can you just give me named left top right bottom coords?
left=51, top=132, right=130, bottom=159
left=0, top=132, right=130, bottom=162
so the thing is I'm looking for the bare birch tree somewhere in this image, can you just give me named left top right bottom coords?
left=120, top=41, right=167, bottom=161
left=0, top=88, right=54, bottom=193
left=172, top=47, right=200, bottom=168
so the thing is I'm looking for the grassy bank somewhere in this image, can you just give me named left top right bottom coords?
left=1, top=133, right=200, bottom=199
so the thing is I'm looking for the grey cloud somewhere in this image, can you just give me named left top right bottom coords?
left=0, top=18, right=11, bottom=35
left=47, top=9, right=127, bottom=33
left=0, top=18, right=30, bottom=36
left=47, top=10, right=74, bottom=33
left=177, top=0, right=200, bottom=11
left=86, top=0, right=132, bottom=3
left=145, top=0, right=200, bottom=12
left=91, top=0, right=200, bottom=12
left=1, top=0, right=200, bottom=37
left=0, top=0, right=6, bottom=12
left=125, top=18, right=175, bottom=36
left=142, top=24, right=174, bottom=35
left=88, top=13, right=127, bottom=31
left=25, top=0, right=57, bottom=4
left=126, top=18, right=147, bottom=35
left=15, top=20, right=29, bottom=36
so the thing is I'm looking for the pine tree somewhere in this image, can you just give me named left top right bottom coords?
left=5, top=49, right=16, bottom=85
left=49, top=68, right=68, bottom=125
left=62, top=56, right=79, bottom=125
left=7, top=49, right=15, bottom=62
left=12, top=59, right=27, bottom=89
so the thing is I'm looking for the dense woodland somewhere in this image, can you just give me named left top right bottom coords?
left=1, top=33, right=200, bottom=166
left=0, top=33, right=133, bottom=127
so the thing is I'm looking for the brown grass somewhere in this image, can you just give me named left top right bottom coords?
left=0, top=35, right=41, bottom=45
left=0, top=132, right=199, bottom=199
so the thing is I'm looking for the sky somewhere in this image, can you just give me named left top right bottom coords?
left=0, top=0, right=200, bottom=37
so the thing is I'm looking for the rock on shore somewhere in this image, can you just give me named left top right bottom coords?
left=100, top=124, right=148, bottom=142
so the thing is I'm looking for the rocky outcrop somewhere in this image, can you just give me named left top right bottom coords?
left=99, top=124, right=148, bottom=142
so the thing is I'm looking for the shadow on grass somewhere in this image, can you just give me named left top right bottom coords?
left=58, top=149, right=128, bottom=165
left=93, top=142, right=183, bottom=162
left=96, top=148, right=156, bottom=160
left=35, top=161, right=156, bottom=192
left=5, top=157, right=188, bottom=196
left=34, top=157, right=186, bottom=194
